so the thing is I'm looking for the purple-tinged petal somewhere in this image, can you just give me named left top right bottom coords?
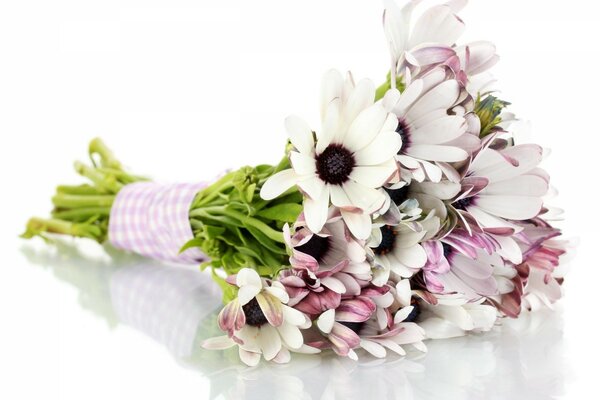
left=256, top=293, right=284, bottom=327
left=217, top=299, right=244, bottom=334
left=294, top=289, right=341, bottom=316
left=336, top=297, right=377, bottom=323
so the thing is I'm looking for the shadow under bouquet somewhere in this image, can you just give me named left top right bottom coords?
left=23, top=0, right=573, bottom=366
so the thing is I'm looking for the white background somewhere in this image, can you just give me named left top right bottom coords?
left=0, top=0, right=598, bottom=399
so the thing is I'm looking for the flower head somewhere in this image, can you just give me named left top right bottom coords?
left=260, top=70, right=402, bottom=239
left=202, top=268, right=312, bottom=366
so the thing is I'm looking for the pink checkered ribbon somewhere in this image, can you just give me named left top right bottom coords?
left=108, top=182, right=208, bottom=264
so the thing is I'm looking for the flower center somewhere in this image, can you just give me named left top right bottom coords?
left=373, top=225, right=396, bottom=256
left=453, top=197, right=473, bottom=211
left=396, top=118, right=410, bottom=153
left=242, top=298, right=268, bottom=327
left=385, top=186, right=409, bottom=205
left=316, top=144, right=355, bottom=185
left=295, top=234, right=331, bottom=263
left=339, top=321, right=363, bottom=334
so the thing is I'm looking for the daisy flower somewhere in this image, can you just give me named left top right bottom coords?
left=451, top=143, right=549, bottom=233
left=385, top=66, right=479, bottom=183
left=383, top=0, right=466, bottom=85
left=368, top=208, right=439, bottom=286
left=202, top=268, right=312, bottom=366
left=357, top=304, right=427, bottom=358
left=420, top=229, right=499, bottom=300
left=260, top=70, right=402, bottom=239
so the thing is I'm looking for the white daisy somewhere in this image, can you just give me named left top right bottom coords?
left=367, top=213, right=439, bottom=286
left=202, top=268, right=313, bottom=366
left=385, top=66, right=479, bottom=183
left=260, top=70, right=402, bottom=239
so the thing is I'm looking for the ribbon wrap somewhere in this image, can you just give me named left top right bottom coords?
left=108, top=182, right=207, bottom=263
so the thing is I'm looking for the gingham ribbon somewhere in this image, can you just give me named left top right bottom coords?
left=108, top=182, right=207, bottom=263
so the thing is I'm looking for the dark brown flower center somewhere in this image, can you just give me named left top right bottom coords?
left=295, top=234, right=331, bottom=263
left=453, top=197, right=473, bottom=211
left=396, top=118, right=410, bottom=153
left=242, top=298, right=268, bottom=327
left=316, top=144, right=355, bottom=185
left=373, top=225, right=396, bottom=256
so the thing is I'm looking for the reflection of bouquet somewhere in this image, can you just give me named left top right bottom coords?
left=23, top=0, right=573, bottom=366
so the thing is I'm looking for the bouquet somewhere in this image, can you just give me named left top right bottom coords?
left=23, top=0, right=572, bottom=366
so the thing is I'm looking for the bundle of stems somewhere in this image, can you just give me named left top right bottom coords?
left=23, top=139, right=302, bottom=286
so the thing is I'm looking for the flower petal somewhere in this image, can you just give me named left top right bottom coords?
left=260, top=169, right=298, bottom=200
left=256, top=292, right=284, bottom=327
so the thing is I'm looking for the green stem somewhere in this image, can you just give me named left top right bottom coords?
left=52, top=194, right=115, bottom=209
left=74, top=161, right=122, bottom=193
left=22, top=217, right=103, bottom=240
left=52, top=207, right=112, bottom=220
left=89, top=137, right=122, bottom=169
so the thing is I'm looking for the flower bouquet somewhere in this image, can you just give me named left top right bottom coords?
left=23, top=0, right=572, bottom=366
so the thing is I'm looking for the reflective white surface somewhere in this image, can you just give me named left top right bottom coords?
left=10, top=239, right=572, bottom=400
left=2, top=0, right=599, bottom=398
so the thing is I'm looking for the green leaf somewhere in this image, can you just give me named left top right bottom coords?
left=256, top=203, right=303, bottom=223
left=179, top=237, right=204, bottom=253
left=204, top=225, right=226, bottom=240
left=246, top=225, right=287, bottom=255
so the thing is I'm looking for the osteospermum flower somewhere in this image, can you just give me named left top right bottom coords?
left=385, top=66, right=479, bottom=183
left=368, top=208, right=440, bottom=286
left=383, top=0, right=465, bottom=84
left=202, top=268, right=312, bottom=366
left=260, top=70, right=402, bottom=239
left=451, top=143, right=549, bottom=232
left=420, top=230, right=499, bottom=300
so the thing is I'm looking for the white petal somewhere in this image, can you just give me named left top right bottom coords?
left=407, top=144, right=468, bottom=162
left=238, top=285, right=261, bottom=306
left=260, top=169, right=298, bottom=200
left=349, top=161, right=397, bottom=188
left=406, top=80, right=459, bottom=121
left=258, top=325, right=282, bottom=361
left=283, top=305, right=308, bottom=326
left=321, top=69, right=344, bottom=119
left=343, top=180, right=386, bottom=212
left=394, top=244, right=427, bottom=268
left=342, top=78, right=376, bottom=129
left=304, top=185, right=330, bottom=233
left=277, top=323, right=304, bottom=350
left=341, top=210, right=372, bottom=240
left=360, top=339, right=387, bottom=358
left=236, top=268, right=262, bottom=289
left=317, top=309, right=335, bottom=334
left=297, top=175, right=324, bottom=200
left=394, top=306, right=414, bottom=324
left=483, top=175, right=548, bottom=197
left=353, top=130, right=402, bottom=166
left=289, top=151, right=317, bottom=176
left=286, top=115, right=314, bottom=155
left=345, top=103, right=390, bottom=152
left=476, top=195, right=543, bottom=220
left=409, top=116, right=466, bottom=145
left=202, top=335, right=235, bottom=350
left=239, top=348, right=261, bottom=366
left=321, top=277, right=347, bottom=294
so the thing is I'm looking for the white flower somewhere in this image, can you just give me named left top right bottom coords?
left=367, top=217, right=434, bottom=286
left=260, top=70, right=402, bottom=239
left=383, top=0, right=466, bottom=84
left=385, top=66, right=479, bottom=183
left=202, top=268, right=313, bottom=366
